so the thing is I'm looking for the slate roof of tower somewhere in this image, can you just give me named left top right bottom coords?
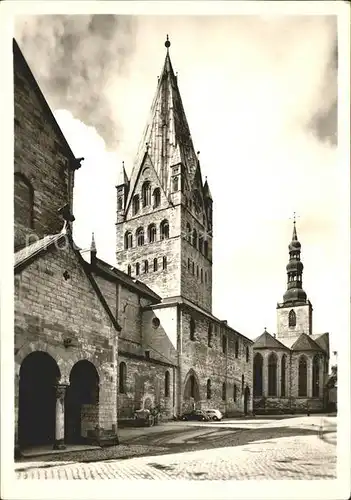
left=126, top=48, right=199, bottom=208
left=253, top=330, right=287, bottom=349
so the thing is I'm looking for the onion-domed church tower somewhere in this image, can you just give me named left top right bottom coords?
left=276, top=216, right=313, bottom=338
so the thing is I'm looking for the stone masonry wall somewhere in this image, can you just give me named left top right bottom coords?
left=14, top=242, right=118, bottom=444
left=14, top=46, right=74, bottom=250
left=116, top=156, right=181, bottom=300
left=180, top=308, right=253, bottom=416
left=180, top=206, right=212, bottom=312
left=117, top=355, right=175, bottom=419
left=253, top=348, right=327, bottom=414
left=276, top=303, right=312, bottom=337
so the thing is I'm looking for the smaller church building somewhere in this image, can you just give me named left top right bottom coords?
left=252, top=221, right=330, bottom=414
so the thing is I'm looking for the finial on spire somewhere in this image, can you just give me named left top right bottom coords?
left=165, top=34, right=171, bottom=51
left=90, top=232, right=97, bottom=253
left=289, top=212, right=300, bottom=241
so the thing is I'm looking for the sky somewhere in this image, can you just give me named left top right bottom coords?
left=14, top=13, right=344, bottom=361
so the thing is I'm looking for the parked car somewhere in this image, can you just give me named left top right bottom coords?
left=180, top=410, right=210, bottom=421
left=204, top=409, right=223, bottom=421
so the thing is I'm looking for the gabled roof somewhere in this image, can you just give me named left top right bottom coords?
left=93, top=258, right=161, bottom=303
left=311, top=332, right=329, bottom=354
left=253, top=330, right=288, bottom=349
left=14, top=229, right=121, bottom=332
left=13, top=39, right=76, bottom=163
left=291, top=332, right=324, bottom=352
left=126, top=47, right=199, bottom=208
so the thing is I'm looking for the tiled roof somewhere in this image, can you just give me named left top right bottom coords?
left=291, top=332, right=324, bottom=351
left=310, top=333, right=329, bottom=354
left=253, top=330, right=288, bottom=349
left=94, top=259, right=161, bottom=302
left=126, top=50, right=199, bottom=210
left=15, top=232, right=66, bottom=270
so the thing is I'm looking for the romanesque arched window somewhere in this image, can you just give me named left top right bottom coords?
left=153, top=188, right=161, bottom=208
left=289, top=309, right=296, bottom=327
left=172, top=176, right=179, bottom=192
left=206, top=379, right=211, bottom=399
left=198, top=236, right=204, bottom=254
left=192, top=229, right=198, bottom=249
left=222, top=334, right=227, bottom=354
left=124, top=231, right=133, bottom=249
left=200, top=268, right=203, bottom=283
left=298, top=355, right=307, bottom=397
left=143, top=260, right=148, bottom=273
left=153, top=258, right=158, bottom=272
left=160, top=220, right=169, bottom=240
left=14, top=172, right=34, bottom=228
left=235, top=340, right=239, bottom=358
left=127, top=264, right=131, bottom=275
left=135, top=262, right=140, bottom=276
left=162, top=256, right=167, bottom=270
left=281, top=354, right=287, bottom=397
left=253, top=353, right=263, bottom=397
left=165, top=371, right=170, bottom=397
left=268, top=353, right=277, bottom=396
left=132, top=194, right=140, bottom=215
left=119, top=362, right=127, bottom=393
left=233, top=384, right=237, bottom=402
left=312, top=355, right=320, bottom=397
left=148, top=224, right=156, bottom=243
left=136, top=227, right=144, bottom=246
left=196, top=265, right=199, bottom=278
left=204, top=240, right=208, bottom=257
left=222, top=382, right=227, bottom=401
left=190, top=375, right=196, bottom=398
left=190, top=317, right=195, bottom=341
left=186, top=223, right=191, bottom=242
left=142, top=181, right=151, bottom=207
left=208, top=323, right=213, bottom=347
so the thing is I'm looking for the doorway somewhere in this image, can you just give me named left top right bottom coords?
left=18, top=351, right=60, bottom=448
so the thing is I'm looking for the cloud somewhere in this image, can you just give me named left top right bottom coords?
left=15, top=15, right=138, bottom=150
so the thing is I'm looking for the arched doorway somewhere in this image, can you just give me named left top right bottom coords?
left=65, top=360, right=99, bottom=444
left=18, top=351, right=60, bottom=448
left=244, top=386, right=250, bottom=415
left=183, top=370, right=200, bottom=411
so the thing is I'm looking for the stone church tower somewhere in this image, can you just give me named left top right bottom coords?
left=276, top=218, right=313, bottom=338
left=116, top=37, right=213, bottom=312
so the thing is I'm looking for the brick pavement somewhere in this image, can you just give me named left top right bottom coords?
left=15, top=431, right=336, bottom=480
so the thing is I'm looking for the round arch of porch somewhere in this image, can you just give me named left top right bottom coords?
left=15, top=342, right=104, bottom=385
left=18, top=350, right=61, bottom=448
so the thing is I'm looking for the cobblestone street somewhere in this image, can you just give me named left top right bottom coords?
left=15, top=415, right=337, bottom=481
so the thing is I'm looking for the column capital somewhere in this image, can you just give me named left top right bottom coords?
left=55, top=383, right=68, bottom=401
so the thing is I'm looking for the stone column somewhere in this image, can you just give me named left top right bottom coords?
left=263, top=354, right=268, bottom=397
left=307, top=357, right=313, bottom=399
left=277, top=355, right=281, bottom=397
left=53, top=384, right=68, bottom=450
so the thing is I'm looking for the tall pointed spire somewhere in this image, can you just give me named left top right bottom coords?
left=283, top=217, right=307, bottom=304
left=125, top=36, right=199, bottom=209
